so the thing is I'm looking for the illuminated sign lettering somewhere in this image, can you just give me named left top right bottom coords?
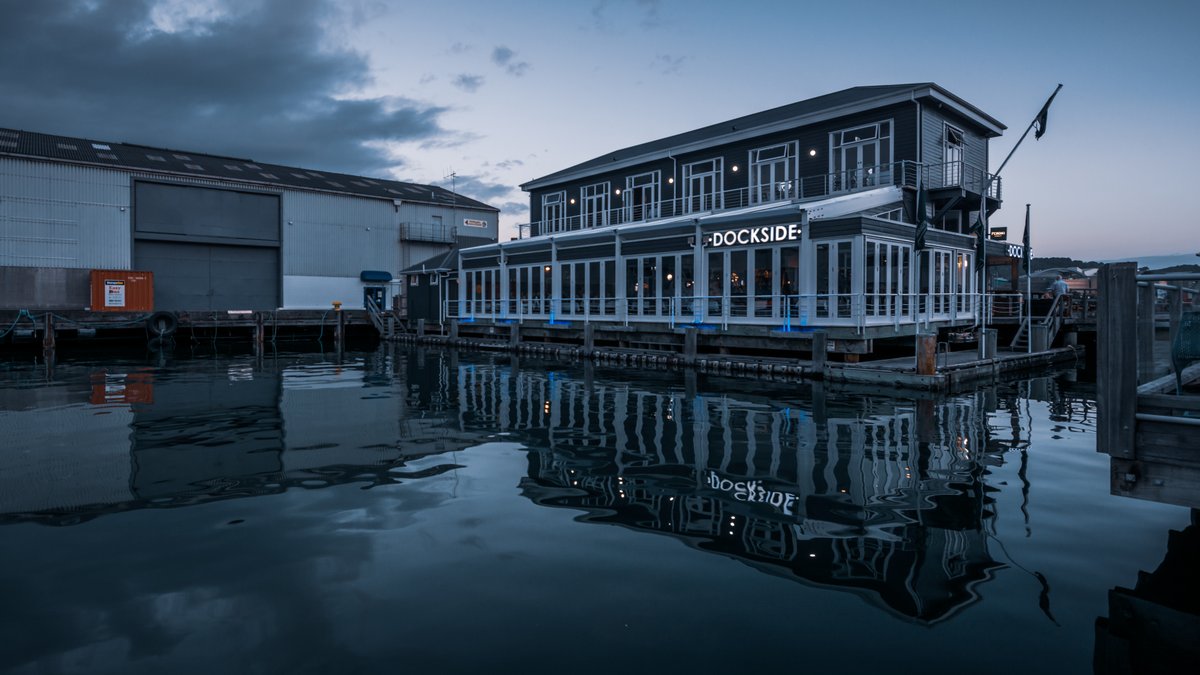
left=706, top=470, right=798, bottom=516
left=705, top=223, right=801, bottom=248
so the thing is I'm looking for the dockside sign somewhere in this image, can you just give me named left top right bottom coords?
left=705, top=223, right=801, bottom=248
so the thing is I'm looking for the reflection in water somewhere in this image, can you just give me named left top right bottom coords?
left=1095, top=519, right=1200, bottom=674
left=1, top=347, right=1101, bottom=626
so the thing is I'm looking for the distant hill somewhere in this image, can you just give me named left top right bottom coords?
left=1033, top=255, right=1200, bottom=273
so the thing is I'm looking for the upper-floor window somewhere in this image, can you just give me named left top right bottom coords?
left=541, top=191, right=566, bottom=233
left=749, top=142, right=796, bottom=204
left=943, top=124, right=965, bottom=186
left=580, top=182, right=610, bottom=229
left=624, top=171, right=660, bottom=223
left=830, top=120, right=892, bottom=192
left=683, top=158, right=723, bottom=213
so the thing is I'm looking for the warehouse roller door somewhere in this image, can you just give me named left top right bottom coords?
left=135, top=241, right=279, bottom=311
left=132, top=181, right=281, bottom=311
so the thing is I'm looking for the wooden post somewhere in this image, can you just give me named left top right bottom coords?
left=683, top=327, right=697, bottom=366
left=1137, top=283, right=1156, bottom=382
left=509, top=323, right=520, bottom=349
left=387, top=315, right=395, bottom=340
left=336, top=308, right=345, bottom=354
left=42, top=312, right=55, bottom=351
left=254, top=312, right=264, bottom=352
left=417, top=318, right=426, bottom=338
left=916, top=332, right=936, bottom=375
left=1098, top=263, right=1137, bottom=459
left=449, top=319, right=459, bottom=343
left=583, top=322, right=595, bottom=358
left=811, top=331, right=827, bottom=374
left=1169, top=286, right=1183, bottom=353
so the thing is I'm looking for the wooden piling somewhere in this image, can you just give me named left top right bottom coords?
left=1099, top=263, right=1137, bottom=459
left=811, top=331, right=827, bottom=374
left=42, top=312, right=55, bottom=351
left=683, top=328, right=697, bottom=365
left=335, top=308, right=345, bottom=353
left=916, top=332, right=936, bottom=375
left=1137, top=283, right=1156, bottom=382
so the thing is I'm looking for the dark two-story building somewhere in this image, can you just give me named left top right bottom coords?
left=456, top=83, right=1005, bottom=354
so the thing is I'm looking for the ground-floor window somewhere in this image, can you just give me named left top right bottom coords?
left=461, top=235, right=974, bottom=327
left=865, top=240, right=912, bottom=321
left=815, top=241, right=853, bottom=320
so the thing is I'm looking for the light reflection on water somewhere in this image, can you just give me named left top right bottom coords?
left=0, top=346, right=1192, bottom=675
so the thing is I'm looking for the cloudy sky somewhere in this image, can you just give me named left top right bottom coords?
left=2, top=0, right=1197, bottom=258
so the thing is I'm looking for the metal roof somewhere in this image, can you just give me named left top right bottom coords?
left=0, top=127, right=498, bottom=212
left=521, top=83, right=1005, bottom=190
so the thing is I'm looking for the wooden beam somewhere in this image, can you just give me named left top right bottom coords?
left=1099, top=263, right=1138, bottom=458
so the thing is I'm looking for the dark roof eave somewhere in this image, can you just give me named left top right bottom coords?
left=520, top=83, right=1006, bottom=191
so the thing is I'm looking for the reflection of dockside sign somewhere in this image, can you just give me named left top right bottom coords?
left=707, top=471, right=798, bottom=515
left=705, top=223, right=801, bottom=248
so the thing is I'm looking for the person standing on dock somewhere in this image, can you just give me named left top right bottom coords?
left=1051, top=275, right=1069, bottom=298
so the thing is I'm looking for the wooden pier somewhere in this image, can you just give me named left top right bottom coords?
left=1097, top=262, right=1200, bottom=508
left=392, top=319, right=1082, bottom=392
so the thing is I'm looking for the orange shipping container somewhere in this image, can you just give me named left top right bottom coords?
left=89, top=270, right=154, bottom=312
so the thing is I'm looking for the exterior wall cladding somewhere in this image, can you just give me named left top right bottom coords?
left=0, top=156, right=498, bottom=311
left=527, top=103, right=925, bottom=236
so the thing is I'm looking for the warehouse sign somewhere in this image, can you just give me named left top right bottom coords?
left=705, top=223, right=801, bottom=248
left=463, top=218, right=487, bottom=228
left=104, top=279, right=126, bottom=308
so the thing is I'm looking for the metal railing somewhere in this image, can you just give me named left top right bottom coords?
left=449, top=289, right=986, bottom=332
left=400, top=222, right=457, bottom=243
left=516, top=160, right=1000, bottom=239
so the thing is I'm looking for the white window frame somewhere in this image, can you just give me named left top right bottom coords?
left=828, top=120, right=894, bottom=192
left=748, top=141, right=797, bottom=204
left=541, top=191, right=566, bottom=233
left=580, top=182, right=610, bottom=229
left=624, top=171, right=661, bottom=222
left=682, top=158, right=724, bottom=213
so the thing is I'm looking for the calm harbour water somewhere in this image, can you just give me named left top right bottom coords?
left=0, top=345, right=1194, bottom=674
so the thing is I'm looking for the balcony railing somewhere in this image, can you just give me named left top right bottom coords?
left=517, top=160, right=999, bottom=239
left=400, top=222, right=457, bottom=243
left=448, top=290, right=987, bottom=331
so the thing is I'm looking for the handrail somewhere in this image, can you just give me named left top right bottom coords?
left=516, top=159, right=1000, bottom=239
left=364, top=296, right=386, bottom=335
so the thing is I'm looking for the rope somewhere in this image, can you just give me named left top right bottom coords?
left=0, top=310, right=36, bottom=340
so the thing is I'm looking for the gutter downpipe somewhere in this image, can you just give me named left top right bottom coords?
left=913, top=93, right=929, bottom=330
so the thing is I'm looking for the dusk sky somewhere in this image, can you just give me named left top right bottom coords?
left=2, top=0, right=1196, bottom=259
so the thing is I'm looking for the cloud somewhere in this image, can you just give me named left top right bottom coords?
left=587, top=0, right=664, bottom=31
left=491, top=46, right=530, bottom=77
left=451, top=74, right=485, bottom=93
left=652, top=53, right=685, bottom=75
left=490, top=158, right=525, bottom=170
left=0, top=0, right=455, bottom=176
left=448, top=41, right=472, bottom=54
left=443, top=174, right=518, bottom=203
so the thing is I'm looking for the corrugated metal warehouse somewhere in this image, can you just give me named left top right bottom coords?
left=0, top=127, right=499, bottom=313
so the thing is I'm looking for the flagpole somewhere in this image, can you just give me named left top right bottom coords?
left=976, top=84, right=1061, bottom=354
left=994, top=84, right=1062, bottom=178
left=1025, top=204, right=1032, bottom=354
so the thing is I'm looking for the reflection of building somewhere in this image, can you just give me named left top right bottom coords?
left=3, top=347, right=1057, bottom=624
left=0, top=350, right=474, bottom=525
left=456, top=359, right=1007, bottom=623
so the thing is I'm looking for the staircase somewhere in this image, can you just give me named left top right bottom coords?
left=1007, top=294, right=1068, bottom=352
left=365, top=296, right=389, bottom=337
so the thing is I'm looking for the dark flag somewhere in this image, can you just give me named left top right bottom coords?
left=1022, top=204, right=1032, bottom=273
left=914, top=182, right=928, bottom=251
left=1034, top=85, right=1061, bottom=140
